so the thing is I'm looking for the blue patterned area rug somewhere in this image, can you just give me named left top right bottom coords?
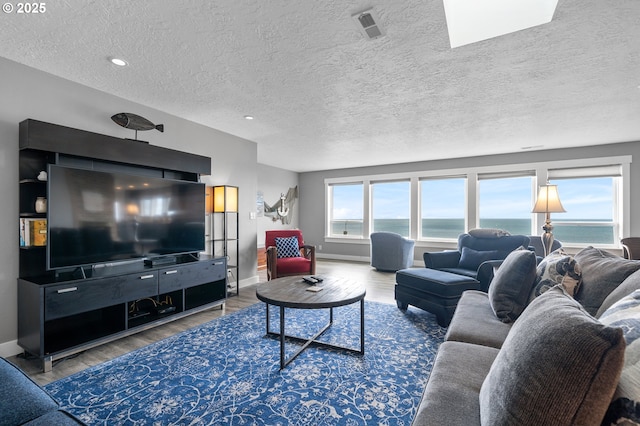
left=45, top=301, right=446, bottom=425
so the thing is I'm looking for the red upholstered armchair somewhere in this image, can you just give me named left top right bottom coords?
left=265, top=230, right=316, bottom=280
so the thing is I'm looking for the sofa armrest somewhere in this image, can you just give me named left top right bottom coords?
left=265, top=246, right=277, bottom=280
left=477, top=259, right=504, bottom=292
left=424, top=251, right=461, bottom=269
left=301, top=244, right=315, bottom=258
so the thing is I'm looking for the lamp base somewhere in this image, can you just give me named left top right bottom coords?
left=541, top=220, right=554, bottom=257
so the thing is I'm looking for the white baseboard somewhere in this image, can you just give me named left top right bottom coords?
left=316, top=253, right=424, bottom=268
left=239, top=275, right=259, bottom=288
left=0, top=339, right=22, bottom=358
left=316, top=253, right=370, bottom=263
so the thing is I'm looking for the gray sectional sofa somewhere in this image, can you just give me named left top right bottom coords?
left=0, top=356, right=84, bottom=425
left=412, top=246, right=640, bottom=426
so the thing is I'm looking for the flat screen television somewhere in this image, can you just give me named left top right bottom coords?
left=47, top=165, right=206, bottom=270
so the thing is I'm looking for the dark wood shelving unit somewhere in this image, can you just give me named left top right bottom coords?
left=17, top=119, right=225, bottom=372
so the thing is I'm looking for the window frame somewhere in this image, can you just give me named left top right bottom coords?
left=543, top=166, right=624, bottom=248
left=324, top=156, right=630, bottom=250
left=370, top=178, right=412, bottom=237
left=419, top=176, right=467, bottom=240
left=327, top=181, right=365, bottom=239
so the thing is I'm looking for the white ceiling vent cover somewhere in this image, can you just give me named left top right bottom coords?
left=352, top=9, right=385, bottom=40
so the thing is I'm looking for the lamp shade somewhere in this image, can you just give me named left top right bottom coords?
left=212, top=185, right=238, bottom=213
left=532, top=184, right=566, bottom=213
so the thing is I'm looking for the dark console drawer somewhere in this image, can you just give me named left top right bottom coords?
left=158, top=259, right=226, bottom=293
left=45, top=272, right=158, bottom=320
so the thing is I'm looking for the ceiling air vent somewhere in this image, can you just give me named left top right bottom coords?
left=352, top=8, right=385, bottom=40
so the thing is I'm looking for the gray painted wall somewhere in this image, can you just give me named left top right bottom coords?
left=299, top=142, right=640, bottom=260
left=0, top=57, right=259, bottom=355
left=256, top=164, right=299, bottom=248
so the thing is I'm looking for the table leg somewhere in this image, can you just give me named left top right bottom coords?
left=280, top=305, right=285, bottom=369
left=264, top=299, right=365, bottom=369
left=265, top=303, right=270, bottom=335
left=360, top=298, right=365, bottom=354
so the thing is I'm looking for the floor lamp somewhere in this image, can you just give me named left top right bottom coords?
left=532, top=183, right=566, bottom=257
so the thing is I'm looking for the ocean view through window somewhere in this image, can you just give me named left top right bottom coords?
left=329, top=183, right=363, bottom=237
left=421, top=177, right=466, bottom=238
left=479, top=175, right=533, bottom=235
left=325, top=157, right=627, bottom=248
left=372, top=181, right=410, bottom=237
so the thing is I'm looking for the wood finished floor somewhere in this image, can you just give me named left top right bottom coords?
left=9, top=259, right=398, bottom=386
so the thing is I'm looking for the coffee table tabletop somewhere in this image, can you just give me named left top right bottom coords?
left=256, top=275, right=366, bottom=308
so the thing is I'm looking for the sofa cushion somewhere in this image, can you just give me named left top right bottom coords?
left=479, top=285, right=625, bottom=426
left=458, top=247, right=499, bottom=270
left=575, top=246, right=640, bottom=315
left=23, top=410, right=86, bottom=425
left=275, top=256, right=312, bottom=275
left=530, top=248, right=582, bottom=300
left=274, top=236, right=301, bottom=258
left=0, top=357, right=60, bottom=425
left=413, top=341, right=499, bottom=426
left=487, top=249, right=537, bottom=323
left=445, top=290, right=512, bottom=349
left=599, top=289, right=640, bottom=425
left=597, top=269, right=640, bottom=318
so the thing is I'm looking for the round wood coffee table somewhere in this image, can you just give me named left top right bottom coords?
left=256, top=275, right=366, bottom=369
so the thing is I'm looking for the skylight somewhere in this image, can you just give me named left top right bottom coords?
left=443, top=0, right=558, bottom=48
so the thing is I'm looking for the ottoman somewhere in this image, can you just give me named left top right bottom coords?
left=395, top=268, right=480, bottom=326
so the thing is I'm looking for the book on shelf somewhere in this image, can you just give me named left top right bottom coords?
left=20, top=218, right=47, bottom=246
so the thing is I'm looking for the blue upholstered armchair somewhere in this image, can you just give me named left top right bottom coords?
left=370, top=232, right=415, bottom=272
left=527, top=235, right=562, bottom=258
left=424, top=232, right=530, bottom=291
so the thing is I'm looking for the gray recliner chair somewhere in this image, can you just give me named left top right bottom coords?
left=370, top=232, right=415, bottom=272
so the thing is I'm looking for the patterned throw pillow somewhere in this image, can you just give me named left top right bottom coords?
left=531, top=248, right=582, bottom=299
left=599, top=289, right=640, bottom=426
left=275, top=236, right=301, bottom=258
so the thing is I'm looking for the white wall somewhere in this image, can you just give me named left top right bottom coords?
left=256, top=164, right=299, bottom=247
left=299, top=142, right=640, bottom=260
left=0, top=57, right=259, bottom=356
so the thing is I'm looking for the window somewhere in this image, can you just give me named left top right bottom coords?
left=324, top=156, right=629, bottom=249
left=420, top=177, right=466, bottom=239
left=371, top=180, right=410, bottom=237
left=547, top=166, right=620, bottom=245
left=478, top=174, right=533, bottom=235
left=329, top=183, right=363, bottom=237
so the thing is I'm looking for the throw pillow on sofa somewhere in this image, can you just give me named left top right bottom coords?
left=274, top=236, right=301, bottom=258
left=575, top=246, right=640, bottom=315
left=530, top=248, right=582, bottom=300
left=468, top=228, right=511, bottom=238
left=479, top=285, right=625, bottom=426
left=599, top=289, right=640, bottom=426
left=597, top=269, right=640, bottom=317
left=487, top=249, right=537, bottom=323
left=459, top=247, right=500, bottom=270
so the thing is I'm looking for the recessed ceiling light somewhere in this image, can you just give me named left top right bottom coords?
left=110, top=57, right=128, bottom=67
left=244, top=115, right=254, bottom=120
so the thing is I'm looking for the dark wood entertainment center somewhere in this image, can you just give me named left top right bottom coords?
left=18, top=119, right=227, bottom=372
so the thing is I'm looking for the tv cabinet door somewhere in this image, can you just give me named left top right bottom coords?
left=158, top=259, right=226, bottom=293
left=45, top=272, right=158, bottom=320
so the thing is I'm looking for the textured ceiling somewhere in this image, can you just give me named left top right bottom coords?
left=1, top=0, right=639, bottom=172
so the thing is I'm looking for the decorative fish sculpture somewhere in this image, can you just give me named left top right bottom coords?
left=111, top=113, right=164, bottom=139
